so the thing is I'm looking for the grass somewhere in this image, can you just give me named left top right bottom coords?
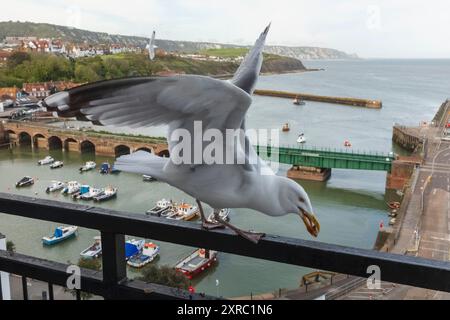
left=200, top=47, right=249, bottom=58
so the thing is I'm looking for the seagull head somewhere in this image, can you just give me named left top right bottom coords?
left=277, top=177, right=320, bottom=237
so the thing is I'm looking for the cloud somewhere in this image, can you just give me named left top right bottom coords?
left=1, top=0, right=449, bottom=58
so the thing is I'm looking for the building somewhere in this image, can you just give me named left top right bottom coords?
left=5, top=36, right=37, bottom=45
left=0, top=87, right=20, bottom=101
left=22, top=82, right=52, bottom=98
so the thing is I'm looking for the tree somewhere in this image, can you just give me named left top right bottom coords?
left=6, top=240, right=15, bottom=253
left=138, top=264, right=189, bottom=290
left=7, top=52, right=31, bottom=69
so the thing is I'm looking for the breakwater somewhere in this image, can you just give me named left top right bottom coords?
left=253, top=89, right=382, bottom=109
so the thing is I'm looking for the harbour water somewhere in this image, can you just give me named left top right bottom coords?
left=1, top=59, right=450, bottom=297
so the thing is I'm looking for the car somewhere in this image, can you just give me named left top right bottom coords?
left=446, top=122, right=450, bottom=128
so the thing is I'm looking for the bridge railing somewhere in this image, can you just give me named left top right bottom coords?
left=1, top=192, right=450, bottom=300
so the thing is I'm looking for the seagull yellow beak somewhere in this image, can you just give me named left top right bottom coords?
left=300, top=210, right=320, bottom=237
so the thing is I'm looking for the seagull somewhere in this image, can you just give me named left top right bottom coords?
left=41, top=24, right=320, bottom=243
left=145, top=31, right=157, bottom=60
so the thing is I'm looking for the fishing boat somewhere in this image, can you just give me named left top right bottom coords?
left=99, top=162, right=111, bottom=174
left=282, top=123, right=290, bottom=132
left=46, top=181, right=65, bottom=193
left=175, top=249, right=218, bottom=279
left=297, top=133, right=306, bottom=144
left=61, top=181, right=81, bottom=195
left=42, top=226, right=78, bottom=246
left=125, top=239, right=145, bottom=260
left=15, top=176, right=34, bottom=188
left=127, top=242, right=160, bottom=268
left=50, top=160, right=64, bottom=169
left=80, top=236, right=102, bottom=259
left=143, top=175, right=156, bottom=182
left=73, top=185, right=91, bottom=200
left=38, top=156, right=54, bottom=165
left=80, top=187, right=104, bottom=200
left=206, top=208, right=231, bottom=224
left=93, top=186, right=117, bottom=202
left=387, top=202, right=401, bottom=210
left=167, top=202, right=199, bottom=221
left=146, top=199, right=173, bottom=216
left=293, top=96, right=305, bottom=106
left=389, top=218, right=397, bottom=226
left=79, top=161, right=96, bottom=172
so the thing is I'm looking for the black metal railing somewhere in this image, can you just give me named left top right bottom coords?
left=1, top=192, right=450, bottom=300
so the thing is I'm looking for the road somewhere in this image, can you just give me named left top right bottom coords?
left=339, top=102, right=450, bottom=300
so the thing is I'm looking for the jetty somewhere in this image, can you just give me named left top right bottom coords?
left=253, top=89, right=382, bottom=109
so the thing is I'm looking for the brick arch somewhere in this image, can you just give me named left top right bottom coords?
left=64, top=138, right=78, bottom=152
left=114, top=144, right=131, bottom=157
left=32, top=133, right=47, bottom=148
left=157, top=149, right=170, bottom=157
left=18, top=131, right=32, bottom=146
left=48, top=136, right=63, bottom=150
left=135, top=146, right=154, bottom=154
left=80, top=140, right=96, bottom=154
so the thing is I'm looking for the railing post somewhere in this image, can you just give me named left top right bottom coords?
left=101, top=232, right=126, bottom=300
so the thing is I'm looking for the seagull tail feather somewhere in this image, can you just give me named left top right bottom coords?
left=114, top=150, right=168, bottom=180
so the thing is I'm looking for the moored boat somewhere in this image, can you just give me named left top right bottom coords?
left=42, top=226, right=78, bottom=246
left=80, top=236, right=102, bottom=259
left=16, top=176, right=34, bottom=188
left=207, top=208, right=231, bottom=224
left=50, top=160, right=64, bottom=169
left=72, top=185, right=91, bottom=200
left=99, top=162, right=111, bottom=174
left=80, top=187, right=104, bottom=200
left=175, top=249, right=218, bottom=279
left=79, top=161, right=96, bottom=172
left=146, top=198, right=173, bottom=216
left=293, top=96, right=305, bottom=106
left=127, top=242, right=160, bottom=268
left=38, top=156, right=54, bottom=165
left=93, top=186, right=117, bottom=202
left=143, top=175, right=156, bottom=182
left=297, top=133, right=306, bottom=144
left=167, top=202, right=199, bottom=221
left=282, top=123, right=290, bottom=132
left=125, top=239, right=145, bottom=260
left=61, top=181, right=81, bottom=195
left=46, top=180, right=65, bottom=193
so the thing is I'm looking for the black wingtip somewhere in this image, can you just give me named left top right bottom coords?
left=263, top=22, right=271, bottom=35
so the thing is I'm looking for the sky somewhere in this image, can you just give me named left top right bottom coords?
left=2, top=0, right=450, bottom=58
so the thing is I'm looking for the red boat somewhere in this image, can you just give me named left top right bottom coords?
left=175, top=249, right=217, bottom=279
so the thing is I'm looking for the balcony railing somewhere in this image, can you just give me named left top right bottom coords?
left=1, top=192, right=450, bottom=300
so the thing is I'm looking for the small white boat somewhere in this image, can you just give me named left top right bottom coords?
left=293, top=97, right=306, bottom=106
left=146, top=198, right=173, bottom=216
left=127, top=242, right=160, bottom=268
left=207, top=208, right=231, bottom=224
left=389, top=218, right=397, bottom=226
left=80, top=187, right=104, bottom=200
left=42, top=226, right=77, bottom=246
left=38, top=156, right=54, bottom=165
left=80, top=161, right=96, bottom=172
left=297, top=133, right=306, bottom=144
left=143, top=175, right=156, bottom=182
left=93, top=186, right=117, bottom=202
left=167, top=202, right=199, bottom=221
left=80, top=236, right=102, bottom=259
left=16, top=176, right=34, bottom=188
left=61, top=181, right=81, bottom=195
left=50, top=161, right=64, bottom=169
left=46, top=181, right=65, bottom=193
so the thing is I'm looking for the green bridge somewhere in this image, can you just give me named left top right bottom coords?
left=256, top=145, right=395, bottom=172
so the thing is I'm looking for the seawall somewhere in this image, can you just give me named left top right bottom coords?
left=253, top=89, right=382, bottom=109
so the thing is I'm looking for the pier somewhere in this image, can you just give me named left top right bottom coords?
left=253, top=89, right=382, bottom=109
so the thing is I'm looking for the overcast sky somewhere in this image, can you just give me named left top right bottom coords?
left=2, top=0, right=450, bottom=58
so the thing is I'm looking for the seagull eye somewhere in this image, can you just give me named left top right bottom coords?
left=299, top=197, right=305, bottom=203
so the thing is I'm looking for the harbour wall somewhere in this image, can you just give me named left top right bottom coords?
left=253, top=89, right=382, bottom=109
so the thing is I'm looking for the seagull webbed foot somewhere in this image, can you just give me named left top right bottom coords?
left=213, top=210, right=265, bottom=244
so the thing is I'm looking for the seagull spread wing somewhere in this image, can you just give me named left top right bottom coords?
left=43, top=75, right=253, bottom=163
